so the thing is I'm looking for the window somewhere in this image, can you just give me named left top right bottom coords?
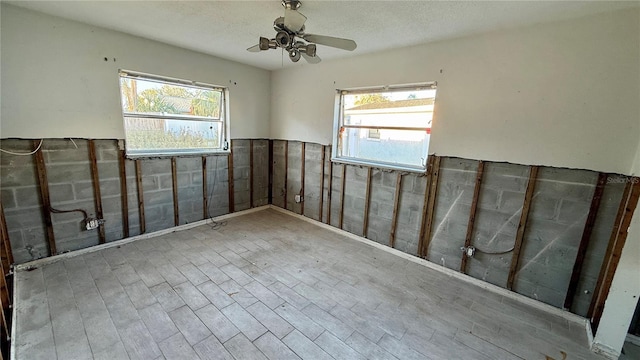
left=332, top=83, right=436, bottom=172
left=119, top=71, right=229, bottom=157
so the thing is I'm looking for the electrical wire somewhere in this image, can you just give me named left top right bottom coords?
left=49, top=206, right=89, bottom=221
left=474, top=246, right=515, bottom=255
left=205, top=155, right=227, bottom=230
left=0, top=139, right=43, bottom=156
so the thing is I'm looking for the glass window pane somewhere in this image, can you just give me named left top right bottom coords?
left=124, top=117, right=222, bottom=155
left=343, top=89, right=435, bottom=127
left=339, top=128, right=430, bottom=167
left=120, top=77, right=222, bottom=119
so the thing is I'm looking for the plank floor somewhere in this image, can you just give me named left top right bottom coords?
left=14, top=208, right=605, bottom=360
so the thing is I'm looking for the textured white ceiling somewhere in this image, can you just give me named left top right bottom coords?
left=6, top=0, right=639, bottom=70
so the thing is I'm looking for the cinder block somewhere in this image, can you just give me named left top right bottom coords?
left=557, top=199, right=591, bottom=225
left=144, top=190, right=173, bottom=207
left=142, top=159, right=171, bottom=176
left=1, top=189, right=16, bottom=209
left=14, top=186, right=42, bottom=207
left=47, top=163, right=92, bottom=184
left=0, top=164, right=37, bottom=187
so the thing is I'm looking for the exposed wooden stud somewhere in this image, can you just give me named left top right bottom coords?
left=228, top=142, right=235, bottom=213
left=417, top=156, right=436, bottom=256
left=339, top=164, right=347, bottom=229
left=88, top=140, right=106, bottom=244
left=421, top=156, right=442, bottom=258
left=118, top=149, right=129, bottom=238
left=249, top=139, right=254, bottom=208
left=268, top=140, right=274, bottom=205
left=461, top=161, right=485, bottom=273
left=389, top=172, right=403, bottom=248
left=589, top=178, right=640, bottom=328
left=33, top=140, right=57, bottom=256
left=135, top=159, right=145, bottom=234
left=563, top=172, right=608, bottom=310
left=506, top=165, right=540, bottom=290
left=171, top=157, right=179, bottom=226
left=300, top=142, right=306, bottom=215
left=362, top=167, right=373, bottom=238
left=284, top=141, right=288, bottom=210
left=0, top=201, right=13, bottom=266
left=318, top=145, right=326, bottom=222
left=326, top=153, right=334, bottom=225
left=0, top=202, right=12, bottom=310
left=202, top=156, right=208, bottom=219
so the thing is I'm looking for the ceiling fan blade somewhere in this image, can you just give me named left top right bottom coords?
left=284, top=8, right=306, bottom=33
left=301, top=53, right=321, bottom=64
left=303, top=34, right=357, bottom=51
left=247, top=44, right=261, bottom=53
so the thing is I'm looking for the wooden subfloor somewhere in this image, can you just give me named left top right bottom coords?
left=14, top=208, right=604, bottom=359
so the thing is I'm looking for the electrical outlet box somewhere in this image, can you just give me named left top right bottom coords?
left=295, top=194, right=303, bottom=203
left=84, top=218, right=105, bottom=231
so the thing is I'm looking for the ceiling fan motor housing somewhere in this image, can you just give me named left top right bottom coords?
left=276, top=31, right=291, bottom=47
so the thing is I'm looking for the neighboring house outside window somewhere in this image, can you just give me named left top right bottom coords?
left=333, top=83, right=436, bottom=172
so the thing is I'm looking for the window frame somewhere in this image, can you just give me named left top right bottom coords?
left=119, top=70, right=231, bottom=158
left=331, top=82, right=437, bottom=173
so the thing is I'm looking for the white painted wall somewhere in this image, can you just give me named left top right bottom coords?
left=270, top=8, right=640, bottom=175
left=0, top=4, right=270, bottom=139
left=593, top=207, right=640, bottom=358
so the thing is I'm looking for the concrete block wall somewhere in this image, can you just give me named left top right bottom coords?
left=467, top=162, right=530, bottom=287
left=270, top=140, right=630, bottom=318
left=426, top=158, right=479, bottom=270
left=0, top=138, right=268, bottom=264
left=286, top=141, right=303, bottom=214
left=272, top=140, right=286, bottom=209
left=365, top=169, right=397, bottom=246
left=302, top=143, right=324, bottom=222
left=514, top=168, right=598, bottom=308
left=252, top=140, right=269, bottom=208
left=341, top=165, right=368, bottom=236
left=394, top=174, right=427, bottom=256
left=570, top=176, right=627, bottom=316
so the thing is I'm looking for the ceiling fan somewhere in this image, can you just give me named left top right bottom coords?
left=247, top=0, right=357, bottom=64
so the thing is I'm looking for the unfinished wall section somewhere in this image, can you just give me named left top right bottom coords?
left=427, top=158, right=478, bottom=270
left=269, top=140, right=636, bottom=322
left=467, top=162, right=529, bottom=288
left=0, top=138, right=268, bottom=264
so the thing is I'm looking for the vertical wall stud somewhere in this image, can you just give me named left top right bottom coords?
left=418, top=156, right=436, bottom=256
left=460, top=160, right=485, bottom=273
left=33, top=140, right=57, bottom=256
left=507, top=165, right=539, bottom=290
left=0, top=202, right=14, bottom=266
left=421, top=156, right=441, bottom=258
left=318, top=145, right=326, bottom=222
left=389, top=172, right=403, bottom=248
left=326, top=152, right=333, bottom=225
left=250, top=139, right=254, bottom=208
left=202, top=156, right=208, bottom=219
left=228, top=141, right=235, bottom=213
left=300, top=142, right=306, bottom=215
left=0, top=201, right=13, bottom=311
left=135, top=159, right=146, bottom=234
left=339, top=164, right=347, bottom=229
left=268, top=140, right=274, bottom=205
left=118, top=149, right=129, bottom=238
left=88, top=140, right=106, bottom=244
left=362, top=167, right=373, bottom=238
left=589, top=178, right=640, bottom=329
left=284, top=141, right=288, bottom=210
left=171, top=157, right=179, bottom=226
left=563, top=172, right=607, bottom=310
